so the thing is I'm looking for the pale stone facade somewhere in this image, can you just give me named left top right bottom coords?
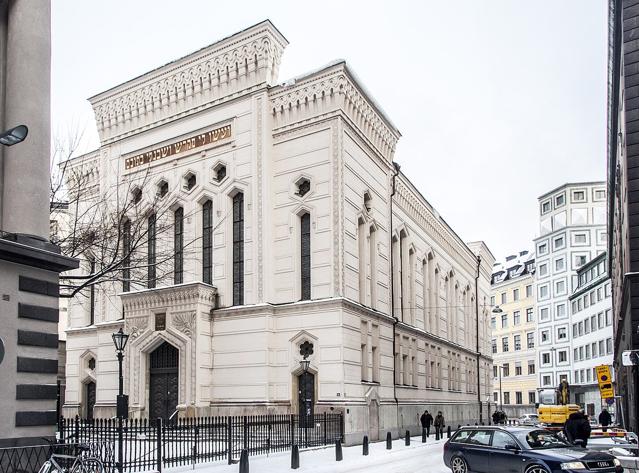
left=61, top=21, right=494, bottom=442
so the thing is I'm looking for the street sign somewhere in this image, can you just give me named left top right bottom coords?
left=606, top=398, right=615, bottom=405
left=596, top=365, right=615, bottom=399
left=622, top=350, right=639, bottom=366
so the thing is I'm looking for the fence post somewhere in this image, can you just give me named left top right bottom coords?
left=156, top=418, right=162, bottom=473
left=340, top=413, right=344, bottom=442
left=74, top=415, right=80, bottom=443
left=243, top=416, right=248, bottom=451
left=193, top=422, right=199, bottom=469
left=290, top=414, right=294, bottom=448
left=227, top=417, right=232, bottom=465
left=323, top=412, right=327, bottom=445
left=117, top=416, right=123, bottom=473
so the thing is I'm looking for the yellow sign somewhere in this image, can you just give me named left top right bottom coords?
left=124, top=124, right=232, bottom=170
left=595, top=365, right=614, bottom=399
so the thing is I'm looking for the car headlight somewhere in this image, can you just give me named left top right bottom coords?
left=560, top=462, right=587, bottom=470
left=613, top=459, right=621, bottom=467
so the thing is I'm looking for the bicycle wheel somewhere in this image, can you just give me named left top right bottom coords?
left=75, top=457, right=105, bottom=473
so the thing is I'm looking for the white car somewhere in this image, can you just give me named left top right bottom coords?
left=517, top=413, right=539, bottom=425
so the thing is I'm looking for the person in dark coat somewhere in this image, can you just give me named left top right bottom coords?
left=434, top=411, right=445, bottom=438
left=598, top=408, right=612, bottom=432
left=420, top=410, right=433, bottom=436
left=564, top=411, right=592, bottom=447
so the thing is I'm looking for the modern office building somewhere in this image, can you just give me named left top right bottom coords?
left=534, top=183, right=607, bottom=391
left=607, top=0, right=639, bottom=433
left=59, top=21, right=495, bottom=443
left=0, top=0, right=77, bottom=446
left=490, top=251, right=537, bottom=418
left=568, top=252, right=614, bottom=419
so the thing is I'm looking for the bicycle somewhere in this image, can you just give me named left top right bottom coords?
left=38, top=441, right=105, bottom=473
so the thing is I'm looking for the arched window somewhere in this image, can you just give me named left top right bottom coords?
left=300, top=212, right=311, bottom=300
left=202, top=200, right=213, bottom=284
left=358, top=218, right=367, bottom=304
left=369, top=226, right=376, bottom=309
left=148, top=214, right=156, bottom=289
left=174, top=207, right=184, bottom=284
left=232, top=193, right=244, bottom=305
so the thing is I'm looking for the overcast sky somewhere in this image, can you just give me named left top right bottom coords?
left=51, top=0, right=608, bottom=262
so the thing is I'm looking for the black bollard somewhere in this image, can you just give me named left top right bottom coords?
left=335, top=440, right=343, bottom=461
left=363, top=435, right=369, bottom=456
left=386, top=431, right=392, bottom=449
left=405, top=430, right=410, bottom=446
left=422, top=428, right=426, bottom=443
left=291, top=444, right=299, bottom=469
left=435, top=428, right=440, bottom=440
left=239, top=449, right=249, bottom=473
left=447, top=426, right=451, bottom=438
left=457, top=424, right=461, bottom=431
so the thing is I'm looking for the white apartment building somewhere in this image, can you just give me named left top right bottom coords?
left=59, top=21, right=495, bottom=443
left=569, top=252, right=613, bottom=418
left=534, top=182, right=607, bottom=390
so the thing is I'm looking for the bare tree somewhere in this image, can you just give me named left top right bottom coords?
left=51, top=133, right=223, bottom=299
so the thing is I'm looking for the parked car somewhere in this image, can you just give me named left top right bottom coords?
left=443, top=425, right=623, bottom=473
left=518, top=414, right=540, bottom=426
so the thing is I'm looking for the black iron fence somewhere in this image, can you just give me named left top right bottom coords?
left=0, top=441, right=114, bottom=473
left=59, top=413, right=343, bottom=472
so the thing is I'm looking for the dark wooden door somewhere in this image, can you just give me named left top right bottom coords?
left=86, top=381, right=96, bottom=420
left=149, top=342, right=179, bottom=421
left=298, top=372, right=314, bottom=427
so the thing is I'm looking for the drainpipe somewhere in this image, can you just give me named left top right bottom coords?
left=390, top=162, right=400, bottom=435
left=475, top=255, right=483, bottom=424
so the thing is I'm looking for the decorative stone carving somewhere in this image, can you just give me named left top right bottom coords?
left=127, top=316, right=149, bottom=339
left=172, top=311, right=196, bottom=337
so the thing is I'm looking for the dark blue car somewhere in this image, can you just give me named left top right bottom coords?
left=443, top=426, right=623, bottom=473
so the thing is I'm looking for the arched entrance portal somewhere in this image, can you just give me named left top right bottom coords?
left=149, top=342, right=179, bottom=421
left=298, top=371, right=315, bottom=427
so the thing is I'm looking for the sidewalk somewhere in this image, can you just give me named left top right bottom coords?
left=166, top=435, right=450, bottom=473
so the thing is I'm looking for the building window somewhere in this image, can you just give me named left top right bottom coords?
left=185, top=173, right=197, bottom=191
left=541, top=201, right=551, bottom=214
left=539, top=307, right=550, bottom=321
left=554, top=257, right=565, bottom=272
left=595, top=189, right=606, bottom=200
left=493, top=365, right=498, bottom=378
left=538, top=242, right=548, bottom=255
left=555, top=194, right=565, bottom=207
left=607, top=338, right=613, bottom=354
left=501, top=292, right=507, bottom=304
left=528, top=391, right=536, bottom=404
left=513, top=288, right=519, bottom=301
left=174, top=207, right=184, bottom=285
left=132, top=187, right=142, bottom=205
left=557, top=327, right=567, bottom=340
left=513, top=310, right=520, bottom=325
left=502, top=364, right=510, bottom=377
left=572, top=190, right=586, bottom=202
left=527, top=332, right=534, bottom=348
left=553, top=235, right=565, bottom=250
left=528, top=362, right=535, bottom=375
left=490, top=295, right=495, bottom=306
left=501, top=314, right=508, bottom=328
left=574, top=233, right=587, bottom=244
left=538, top=285, right=549, bottom=300
left=605, top=309, right=612, bottom=326
left=502, top=337, right=509, bottom=352
left=491, top=317, right=496, bottom=329
left=555, top=280, right=566, bottom=295
left=558, top=350, right=567, bottom=363
left=516, top=391, right=523, bottom=404
left=514, top=335, right=521, bottom=351
left=556, top=303, right=566, bottom=318
left=122, top=219, right=131, bottom=292
left=158, top=180, right=168, bottom=198
left=89, top=258, right=95, bottom=325
left=202, top=200, right=213, bottom=284
left=542, top=353, right=550, bottom=364
left=542, top=375, right=552, bottom=386
left=214, top=164, right=227, bottom=182
left=526, top=285, right=532, bottom=298
left=300, top=212, right=311, bottom=300
left=538, top=263, right=548, bottom=277
left=147, top=214, right=156, bottom=289
left=503, top=392, right=511, bottom=404
left=526, top=307, right=534, bottom=322
left=232, top=192, right=244, bottom=305
left=296, top=178, right=311, bottom=197
left=492, top=339, right=497, bottom=354
left=541, top=330, right=549, bottom=343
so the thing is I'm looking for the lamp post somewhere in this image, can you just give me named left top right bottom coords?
left=112, top=328, right=129, bottom=473
left=0, top=125, right=28, bottom=146
left=299, top=357, right=311, bottom=430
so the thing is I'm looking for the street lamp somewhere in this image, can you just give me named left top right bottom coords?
left=300, top=358, right=310, bottom=374
left=0, top=125, right=28, bottom=146
left=112, top=328, right=129, bottom=418
left=492, top=305, right=503, bottom=314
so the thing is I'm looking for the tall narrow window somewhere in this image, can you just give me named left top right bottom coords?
left=422, top=260, right=429, bottom=332
left=89, top=258, right=95, bottom=325
left=392, top=236, right=401, bottom=319
left=232, top=193, right=244, bottom=305
left=369, top=227, right=376, bottom=309
left=409, top=248, right=416, bottom=326
left=174, top=207, right=184, bottom=284
left=358, top=218, right=367, bottom=304
left=300, top=212, right=311, bottom=300
left=202, top=200, right=213, bottom=284
left=148, top=214, right=156, bottom=289
left=122, top=219, right=131, bottom=292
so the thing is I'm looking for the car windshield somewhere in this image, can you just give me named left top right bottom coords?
left=515, top=430, right=571, bottom=449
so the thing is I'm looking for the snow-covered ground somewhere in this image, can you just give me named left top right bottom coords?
left=168, top=435, right=450, bottom=473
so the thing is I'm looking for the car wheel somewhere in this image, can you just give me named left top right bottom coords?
left=450, top=456, right=468, bottom=473
left=525, top=465, right=550, bottom=473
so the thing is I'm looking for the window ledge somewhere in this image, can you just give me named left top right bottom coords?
left=361, top=381, right=380, bottom=386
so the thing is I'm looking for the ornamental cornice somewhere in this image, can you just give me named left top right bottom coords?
left=393, top=177, right=479, bottom=276
left=90, top=22, right=287, bottom=144
left=120, top=282, right=217, bottom=312
left=269, top=63, right=400, bottom=162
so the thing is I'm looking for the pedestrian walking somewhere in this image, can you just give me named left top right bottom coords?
left=598, top=408, right=612, bottom=433
left=434, top=411, right=445, bottom=438
left=564, top=411, right=591, bottom=447
left=420, top=410, right=433, bottom=437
